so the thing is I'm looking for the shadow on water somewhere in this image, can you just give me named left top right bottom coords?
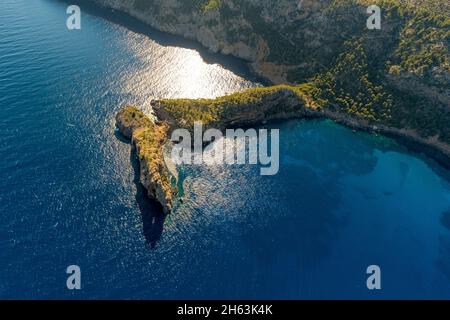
left=114, top=131, right=166, bottom=248
left=56, top=0, right=267, bottom=85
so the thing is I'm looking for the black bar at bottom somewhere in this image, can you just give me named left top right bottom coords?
left=0, top=300, right=447, bottom=318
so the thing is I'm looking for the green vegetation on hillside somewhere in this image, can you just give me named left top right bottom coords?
left=160, top=85, right=318, bottom=130
left=310, top=38, right=393, bottom=122
left=129, top=0, right=449, bottom=143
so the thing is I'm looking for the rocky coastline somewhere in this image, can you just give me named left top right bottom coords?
left=117, top=86, right=450, bottom=212
left=321, top=110, right=450, bottom=171
left=102, top=0, right=449, bottom=212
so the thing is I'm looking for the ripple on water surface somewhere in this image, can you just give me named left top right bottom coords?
left=0, top=0, right=450, bottom=299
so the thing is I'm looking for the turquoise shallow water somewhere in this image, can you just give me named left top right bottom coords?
left=1, top=0, right=450, bottom=299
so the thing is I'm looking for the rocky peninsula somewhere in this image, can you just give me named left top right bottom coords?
left=117, top=84, right=450, bottom=212
left=116, top=106, right=175, bottom=214
left=107, top=0, right=449, bottom=212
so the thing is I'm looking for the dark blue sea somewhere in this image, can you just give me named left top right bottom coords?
left=1, top=0, right=450, bottom=299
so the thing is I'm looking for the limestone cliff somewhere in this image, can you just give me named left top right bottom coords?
left=116, top=106, right=176, bottom=214
left=154, top=85, right=319, bottom=131
left=90, top=0, right=449, bottom=88
left=90, top=0, right=333, bottom=82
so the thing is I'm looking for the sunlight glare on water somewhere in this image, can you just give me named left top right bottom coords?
left=118, top=29, right=257, bottom=101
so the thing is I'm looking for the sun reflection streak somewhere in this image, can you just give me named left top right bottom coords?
left=119, top=32, right=257, bottom=101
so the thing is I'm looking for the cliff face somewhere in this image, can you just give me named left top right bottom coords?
left=155, top=85, right=318, bottom=131
left=116, top=106, right=176, bottom=214
left=92, top=0, right=306, bottom=61
left=91, top=0, right=448, bottom=87
left=90, top=0, right=336, bottom=81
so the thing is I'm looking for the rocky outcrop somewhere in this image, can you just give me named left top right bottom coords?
left=154, top=85, right=320, bottom=132
left=106, top=0, right=450, bottom=212
left=116, top=106, right=176, bottom=214
left=115, top=87, right=318, bottom=212
left=116, top=83, right=450, bottom=212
